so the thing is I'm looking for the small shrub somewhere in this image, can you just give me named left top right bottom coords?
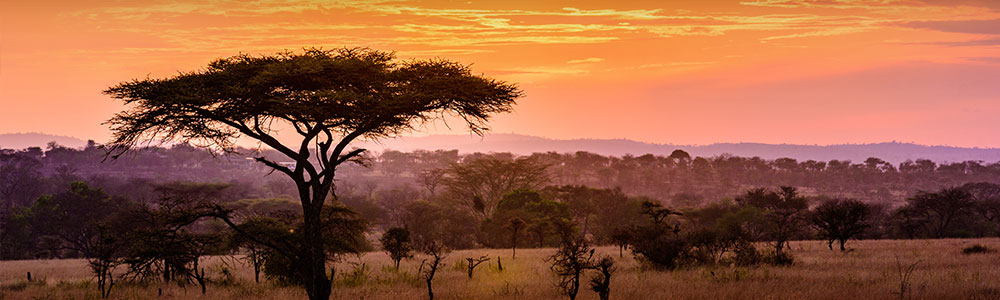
left=338, top=262, right=371, bottom=287
left=1, top=281, right=31, bottom=291
left=962, top=245, right=993, bottom=254
left=769, top=251, right=795, bottom=266
left=704, top=267, right=752, bottom=282
left=216, top=264, right=237, bottom=286
left=228, top=285, right=267, bottom=298
left=493, top=281, right=524, bottom=297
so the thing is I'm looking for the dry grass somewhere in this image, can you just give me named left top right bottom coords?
left=3, top=238, right=1000, bottom=300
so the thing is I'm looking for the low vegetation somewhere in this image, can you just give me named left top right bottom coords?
left=2, top=239, right=1000, bottom=299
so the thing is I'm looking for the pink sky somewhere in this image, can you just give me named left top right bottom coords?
left=2, top=0, right=1000, bottom=147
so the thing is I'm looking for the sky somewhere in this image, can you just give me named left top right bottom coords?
left=2, top=0, right=1000, bottom=147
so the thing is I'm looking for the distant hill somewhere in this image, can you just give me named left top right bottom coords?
left=0, top=133, right=88, bottom=150
left=361, top=133, right=1000, bottom=164
left=5, top=132, right=999, bottom=164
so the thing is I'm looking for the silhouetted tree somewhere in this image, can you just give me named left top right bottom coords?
left=104, top=47, right=520, bottom=300
left=668, top=149, right=691, bottom=164
left=123, top=183, right=232, bottom=291
left=903, top=187, right=975, bottom=238
left=0, top=150, right=42, bottom=212
left=417, top=169, right=446, bottom=198
left=589, top=256, right=615, bottom=300
left=507, top=217, right=525, bottom=258
left=230, top=217, right=283, bottom=283
left=419, top=242, right=447, bottom=300
left=963, top=182, right=1000, bottom=235
left=28, top=182, right=138, bottom=298
left=735, top=186, right=808, bottom=255
left=549, top=238, right=594, bottom=300
left=811, top=198, right=871, bottom=251
left=403, top=200, right=479, bottom=249
left=380, top=227, right=413, bottom=270
left=610, top=227, right=632, bottom=257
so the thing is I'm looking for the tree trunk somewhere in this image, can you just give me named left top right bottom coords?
left=163, top=262, right=171, bottom=282
left=839, top=239, right=847, bottom=251
left=426, top=278, right=434, bottom=300
left=301, top=203, right=331, bottom=300
left=254, top=264, right=261, bottom=283
left=569, top=273, right=580, bottom=300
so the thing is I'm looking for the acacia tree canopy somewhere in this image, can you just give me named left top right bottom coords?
left=104, top=47, right=521, bottom=300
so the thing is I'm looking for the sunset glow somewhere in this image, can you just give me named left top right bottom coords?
left=2, top=0, right=999, bottom=147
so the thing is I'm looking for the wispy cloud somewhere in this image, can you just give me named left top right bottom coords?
left=65, top=0, right=1000, bottom=52
left=740, top=0, right=916, bottom=10
left=567, top=57, right=604, bottom=64
left=902, top=19, right=1000, bottom=34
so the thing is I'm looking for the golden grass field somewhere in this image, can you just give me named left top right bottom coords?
left=2, top=238, right=1000, bottom=300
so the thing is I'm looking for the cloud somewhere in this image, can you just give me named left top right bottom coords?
left=740, top=0, right=917, bottom=9
left=567, top=57, right=604, bottom=64
left=637, top=61, right=717, bottom=69
left=61, top=0, right=1000, bottom=52
left=902, top=19, right=1000, bottom=34
left=918, top=37, right=1000, bottom=47
left=966, top=57, right=1000, bottom=63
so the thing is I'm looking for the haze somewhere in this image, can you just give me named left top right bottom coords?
left=2, top=0, right=1000, bottom=147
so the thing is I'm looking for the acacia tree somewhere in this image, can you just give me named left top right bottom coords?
left=811, top=198, right=871, bottom=251
left=104, top=47, right=521, bottom=300
left=903, top=187, right=975, bottom=238
left=440, top=156, right=549, bottom=218
left=735, top=186, right=808, bottom=255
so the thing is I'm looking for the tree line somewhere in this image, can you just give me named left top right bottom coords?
left=7, top=177, right=998, bottom=298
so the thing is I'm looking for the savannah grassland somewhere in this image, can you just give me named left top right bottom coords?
left=2, top=239, right=1000, bottom=300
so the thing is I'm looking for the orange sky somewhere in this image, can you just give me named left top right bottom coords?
left=2, top=0, right=1000, bottom=147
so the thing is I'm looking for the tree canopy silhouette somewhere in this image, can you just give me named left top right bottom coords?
left=103, top=47, right=521, bottom=300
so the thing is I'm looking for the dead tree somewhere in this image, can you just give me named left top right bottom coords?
left=419, top=242, right=448, bottom=300
left=465, top=255, right=491, bottom=278
left=549, top=238, right=595, bottom=300
left=589, top=256, right=616, bottom=300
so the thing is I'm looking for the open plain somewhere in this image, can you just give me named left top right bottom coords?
left=3, top=239, right=1000, bottom=300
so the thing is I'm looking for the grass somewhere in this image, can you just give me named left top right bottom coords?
left=2, top=238, right=1000, bottom=299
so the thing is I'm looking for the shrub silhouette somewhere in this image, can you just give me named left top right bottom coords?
left=962, top=244, right=992, bottom=254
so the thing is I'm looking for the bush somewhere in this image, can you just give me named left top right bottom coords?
left=731, top=241, right=762, bottom=266
left=962, top=244, right=993, bottom=254
left=628, top=225, right=689, bottom=269
left=686, top=228, right=737, bottom=265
